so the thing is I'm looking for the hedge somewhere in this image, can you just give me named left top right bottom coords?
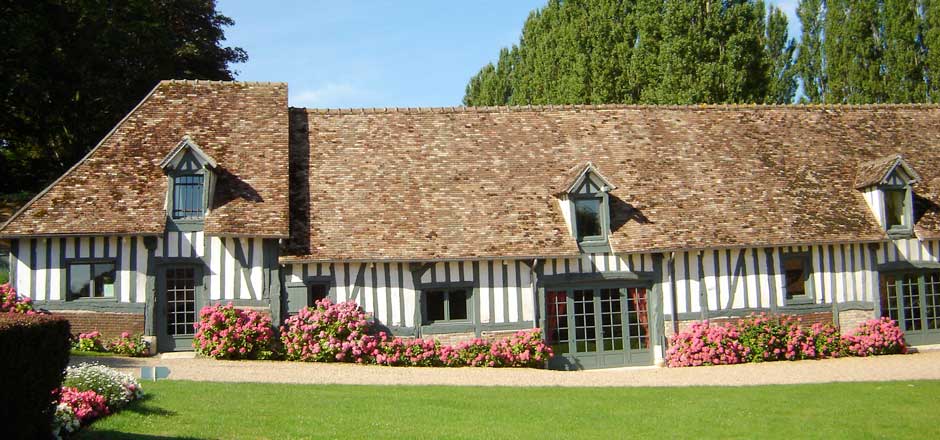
left=0, top=313, right=71, bottom=439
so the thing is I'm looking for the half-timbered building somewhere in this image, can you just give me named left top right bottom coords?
left=3, top=80, right=940, bottom=369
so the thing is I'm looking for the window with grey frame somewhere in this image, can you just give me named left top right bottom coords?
left=422, top=288, right=470, bottom=324
left=172, top=174, right=205, bottom=219
left=781, top=253, right=813, bottom=304
left=68, top=260, right=116, bottom=299
left=882, top=185, right=912, bottom=236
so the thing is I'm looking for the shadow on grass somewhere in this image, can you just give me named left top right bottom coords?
left=121, top=394, right=177, bottom=417
left=79, top=431, right=203, bottom=440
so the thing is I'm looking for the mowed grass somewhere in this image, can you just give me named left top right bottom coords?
left=79, top=380, right=940, bottom=439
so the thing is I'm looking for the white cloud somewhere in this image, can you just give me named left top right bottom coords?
left=290, top=83, right=368, bottom=108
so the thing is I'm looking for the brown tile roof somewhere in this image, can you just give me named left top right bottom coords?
left=854, top=154, right=921, bottom=189
left=285, top=104, right=940, bottom=261
left=0, top=80, right=290, bottom=238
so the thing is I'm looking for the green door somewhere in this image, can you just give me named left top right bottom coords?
left=156, top=265, right=203, bottom=352
left=545, top=286, right=652, bottom=370
left=880, top=271, right=940, bottom=346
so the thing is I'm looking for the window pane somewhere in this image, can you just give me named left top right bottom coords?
left=309, top=284, right=328, bottom=305
left=449, top=289, right=468, bottom=320
left=172, top=174, right=204, bottom=219
left=69, top=264, right=92, bottom=298
left=93, top=263, right=116, bottom=298
left=574, top=198, right=602, bottom=240
left=783, top=256, right=807, bottom=300
left=884, top=189, right=905, bottom=227
left=425, top=291, right=446, bottom=323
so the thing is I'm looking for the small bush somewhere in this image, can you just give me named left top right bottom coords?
left=666, top=321, right=749, bottom=367
left=106, top=332, right=151, bottom=357
left=63, top=362, right=144, bottom=410
left=1, top=282, right=37, bottom=314
left=52, top=401, right=81, bottom=439
left=72, top=330, right=106, bottom=352
left=489, top=329, right=553, bottom=368
left=372, top=334, right=440, bottom=366
left=738, top=314, right=820, bottom=362
left=280, top=299, right=374, bottom=363
left=811, top=322, right=844, bottom=358
left=842, top=317, right=907, bottom=356
left=0, top=313, right=71, bottom=439
left=58, top=387, right=109, bottom=423
left=193, top=302, right=275, bottom=360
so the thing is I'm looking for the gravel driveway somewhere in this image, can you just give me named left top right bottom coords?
left=71, top=350, right=940, bottom=388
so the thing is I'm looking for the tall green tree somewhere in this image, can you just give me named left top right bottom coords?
left=881, top=0, right=925, bottom=102
left=765, top=5, right=798, bottom=104
left=0, top=0, right=246, bottom=194
left=464, top=0, right=780, bottom=106
left=926, top=0, right=940, bottom=101
left=796, top=0, right=826, bottom=102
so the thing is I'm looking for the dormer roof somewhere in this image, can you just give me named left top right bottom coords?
left=854, top=154, right=921, bottom=189
left=159, top=136, right=218, bottom=171
left=556, top=162, right=617, bottom=196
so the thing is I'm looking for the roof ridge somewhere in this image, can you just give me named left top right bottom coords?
left=290, top=102, right=940, bottom=115
left=160, top=79, right=288, bottom=86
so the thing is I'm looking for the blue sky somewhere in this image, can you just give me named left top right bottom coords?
left=218, top=0, right=800, bottom=108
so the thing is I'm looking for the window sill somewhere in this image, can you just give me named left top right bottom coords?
left=783, top=297, right=815, bottom=306
left=578, top=239, right=610, bottom=254
left=886, top=228, right=914, bottom=239
left=420, top=322, right=475, bottom=334
left=66, top=296, right=119, bottom=303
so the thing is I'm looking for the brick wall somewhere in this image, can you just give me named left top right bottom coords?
left=54, top=310, right=145, bottom=338
left=664, top=311, right=835, bottom=340
left=838, top=309, right=875, bottom=333
left=427, top=332, right=476, bottom=346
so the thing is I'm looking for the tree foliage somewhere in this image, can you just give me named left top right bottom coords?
left=0, top=0, right=246, bottom=194
left=464, top=0, right=794, bottom=106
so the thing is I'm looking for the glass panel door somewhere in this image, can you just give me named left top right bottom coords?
left=599, top=289, right=624, bottom=351
left=900, top=274, right=922, bottom=332
left=572, top=289, right=596, bottom=353
left=925, top=273, right=940, bottom=331
left=626, top=287, right=650, bottom=350
left=166, top=267, right=197, bottom=337
left=545, top=290, right=569, bottom=354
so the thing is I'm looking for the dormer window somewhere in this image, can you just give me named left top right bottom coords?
left=557, top=162, right=616, bottom=253
left=172, top=174, right=205, bottom=219
left=160, top=136, right=218, bottom=225
left=855, top=154, right=920, bottom=238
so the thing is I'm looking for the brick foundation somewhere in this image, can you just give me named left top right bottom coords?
left=427, top=332, right=476, bottom=346
left=838, top=309, right=875, bottom=332
left=664, top=311, right=835, bottom=340
left=53, top=310, right=145, bottom=338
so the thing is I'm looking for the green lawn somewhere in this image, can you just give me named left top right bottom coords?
left=77, top=380, right=940, bottom=439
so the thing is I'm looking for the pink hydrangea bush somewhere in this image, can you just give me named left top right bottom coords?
left=0, top=283, right=37, bottom=314
left=106, top=332, right=151, bottom=357
left=280, top=298, right=375, bottom=362
left=373, top=333, right=441, bottom=366
left=811, top=322, right=844, bottom=358
left=72, top=331, right=106, bottom=352
left=193, top=302, right=275, bottom=360
left=842, top=317, right=907, bottom=357
left=738, top=314, right=819, bottom=362
left=489, top=329, right=553, bottom=368
left=666, top=321, right=749, bottom=367
left=58, top=387, right=109, bottom=423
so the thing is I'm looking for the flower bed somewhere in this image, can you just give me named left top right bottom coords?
left=193, top=303, right=276, bottom=360
left=1, top=282, right=37, bottom=314
left=54, top=363, right=144, bottom=438
left=666, top=313, right=906, bottom=368
left=71, top=330, right=151, bottom=357
left=279, top=298, right=552, bottom=368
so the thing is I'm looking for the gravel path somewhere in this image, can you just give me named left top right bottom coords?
left=71, top=350, right=940, bottom=388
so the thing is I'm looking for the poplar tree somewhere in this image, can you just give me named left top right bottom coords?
left=796, top=0, right=826, bottom=102
left=926, top=0, right=940, bottom=101
left=765, top=5, right=798, bottom=104
left=881, top=0, right=925, bottom=102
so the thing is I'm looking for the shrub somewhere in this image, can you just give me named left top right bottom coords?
left=738, top=314, right=821, bottom=362
left=106, top=332, right=151, bottom=357
left=280, top=299, right=375, bottom=362
left=0, top=313, right=71, bottom=439
left=810, top=322, right=844, bottom=358
left=666, top=321, right=749, bottom=367
left=842, top=317, right=907, bottom=356
left=489, top=329, right=553, bottom=368
left=1, top=282, right=37, bottom=314
left=63, top=362, right=144, bottom=410
left=372, top=334, right=440, bottom=366
left=58, top=387, right=109, bottom=423
left=194, top=302, right=275, bottom=360
left=73, top=330, right=106, bottom=352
